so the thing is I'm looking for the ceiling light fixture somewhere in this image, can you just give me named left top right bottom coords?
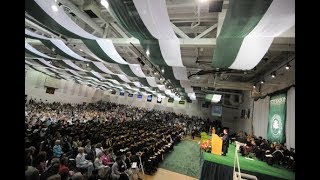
left=86, top=63, right=89, bottom=67
left=253, top=85, right=256, bottom=89
left=79, top=49, right=83, bottom=52
left=101, top=0, right=109, bottom=9
left=271, top=72, right=276, bottom=78
left=161, top=68, right=164, bottom=74
left=51, top=5, right=58, bottom=12
left=146, top=49, right=150, bottom=56
left=285, top=64, right=291, bottom=70
left=260, top=80, right=264, bottom=84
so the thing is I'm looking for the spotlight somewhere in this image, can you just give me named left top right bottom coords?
left=101, top=0, right=109, bottom=9
left=195, top=75, right=200, bottom=79
left=79, top=49, right=83, bottom=52
left=285, top=64, right=291, bottom=70
left=51, top=5, right=58, bottom=12
left=146, top=49, right=150, bottom=56
left=253, top=85, right=256, bottom=89
left=271, top=72, right=276, bottom=78
left=260, top=80, right=264, bottom=84
left=161, top=68, right=165, bottom=74
left=86, top=63, right=89, bottom=67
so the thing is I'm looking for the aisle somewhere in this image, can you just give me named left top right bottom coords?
left=159, top=139, right=201, bottom=178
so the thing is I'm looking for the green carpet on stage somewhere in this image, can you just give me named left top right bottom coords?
left=159, top=140, right=295, bottom=180
left=159, top=140, right=201, bottom=178
left=203, top=144, right=295, bottom=180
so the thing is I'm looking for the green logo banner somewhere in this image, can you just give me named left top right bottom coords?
left=267, top=93, right=286, bottom=144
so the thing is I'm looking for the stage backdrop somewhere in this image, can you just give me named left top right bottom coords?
left=267, top=93, right=287, bottom=144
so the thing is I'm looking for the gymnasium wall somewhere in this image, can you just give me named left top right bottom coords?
left=25, top=70, right=211, bottom=118
left=221, top=91, right=254, bottom=134
left=25, top=70, right=96, bottom=104
left=102, top=91, right=211, bottom=118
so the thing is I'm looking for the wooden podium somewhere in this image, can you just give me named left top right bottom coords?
left=211, top=134, right=222, bottom=155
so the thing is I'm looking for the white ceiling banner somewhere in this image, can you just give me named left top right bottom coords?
left=185, top=88, right=194, bottom=93
left=30, top=66, right=53, bottom=75
left=37, top=58, right=58, bottom=69
left=165, top=89, right=172, bottom=95
left=180, top=80, right=192, bottom=89
left=25, top=29, right=89, bottom=62
left=96, top=39, right=129, bottom=64
left=32, top=0, right=97, bottom=40
left=92, top=61, right=115, bottom=74
left=157, top=85, right=166, bottom=91
left=128, top=64, right=146, bottom=78
left=117, top=74, right=132, bottom=83
left=133, top=82, right=143, bottom=88
left=133, top=0, right=184, bottom=67
left=25, top=59, right=38, bottom=67
left=159, top=38, right=184, bottom=67
left=230, top=0, right=295, bottom=70
left=146, top=77, right=158, bottom=87
left=68, top=69, right=82, bottom=77
left=188, top=92, right=197, bottom=100
left=50, top=39, right=89, bottom=61
left=62, top=60, right=86, bottom=71
left=108, top=79, right=120, bottom=85
left=122, top=83, right=132, bottom=89
left=91, top=71, right=105, bottom=80
left=105, top=81, right=115, bottom=87
left=132, top=0, right=175, bottom=39
left=172, top=67, right=188, bottom=80
left=25, top=29, right=49, bottom=40
left=25, top=42, right=55, bottom=59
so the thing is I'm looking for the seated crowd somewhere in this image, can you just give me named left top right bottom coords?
left=147, top=110, right=218, bottom=139
left=230, top=131, right=295, bottom=171
left=25, top=100, right=205, bottom=180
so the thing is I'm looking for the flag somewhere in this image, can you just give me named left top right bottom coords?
left=267, top=93, right=286, bottom=144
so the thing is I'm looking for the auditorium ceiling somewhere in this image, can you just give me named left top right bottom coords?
left=25, top=0, right=295, bottom=100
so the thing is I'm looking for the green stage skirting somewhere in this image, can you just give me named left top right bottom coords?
left=201, top=144, right=295, bottom=180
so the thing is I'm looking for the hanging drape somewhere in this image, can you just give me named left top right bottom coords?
left=253, top=96, right=270, bottom=139
left=285, top=87, right=295, bottom=149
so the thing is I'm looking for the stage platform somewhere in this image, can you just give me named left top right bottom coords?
left=199, top=144, right=295, bottom=180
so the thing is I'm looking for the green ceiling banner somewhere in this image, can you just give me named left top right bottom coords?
left=212, top=0, right=272, bottom=68
left=267, top=93, right=287, bottom=144
left=107, top=0, right=186, bottom=95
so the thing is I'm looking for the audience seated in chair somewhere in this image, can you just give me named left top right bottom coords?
left=75, top=147, right=94, bottom=177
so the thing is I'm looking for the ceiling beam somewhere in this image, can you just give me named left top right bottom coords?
left=171, top=23, right=190, bottom=39
left=110, top=22, right=129, bottom=38
left=25, top=18, right=61, bottom=39
left=58, top=0, right=104, bottom=36
left=194, top=23, right=218, bottom=39
left=26, top=38, right=295, bottom=51
left=192, top=81, right=253, bottom=91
